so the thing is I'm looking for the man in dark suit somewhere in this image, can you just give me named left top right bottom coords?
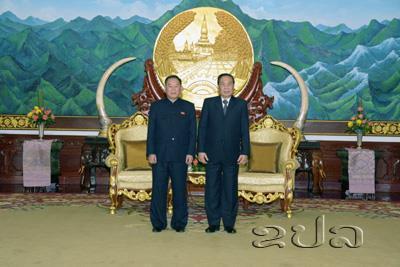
left=147, top=75, right=196, bottom=233
left=198, top=73, right=250, bottom=234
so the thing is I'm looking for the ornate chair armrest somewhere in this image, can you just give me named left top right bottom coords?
left=105, top=154, right=120, bottom=168
left=280, top=159, right=300, bottom=172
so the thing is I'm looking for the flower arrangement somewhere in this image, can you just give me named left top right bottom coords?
left=27, top=90, right=55, bottom=127
left=27, top=106, right=56, bottom=127
left=190, top=157, right=206, bottom=172
left=345, top=102, right=372, bottom=134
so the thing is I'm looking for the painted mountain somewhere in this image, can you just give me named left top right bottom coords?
left=268, top=37, right=400, bottom=120
left=0, top=0, right=399, bottom=120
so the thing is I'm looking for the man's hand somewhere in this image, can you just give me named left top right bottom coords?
left=148, top=154, right=157, bottom=164
left=198, top=152, right=209, bottom=164
left=237, top=154, right=248, bottom=165
left=186, top=155, right=193, bottom=165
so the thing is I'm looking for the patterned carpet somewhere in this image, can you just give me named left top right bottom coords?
left=1, top=193, right=400, bottom=222
left=2, top=193, right=400, bottom=266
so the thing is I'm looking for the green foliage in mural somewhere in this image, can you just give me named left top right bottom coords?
left=0, top=0, right=399, bottom=120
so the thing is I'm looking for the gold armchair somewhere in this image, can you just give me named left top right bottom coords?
left=238, top=115, right=301, bottom=218
left=105, top=112, right=152, bottom=214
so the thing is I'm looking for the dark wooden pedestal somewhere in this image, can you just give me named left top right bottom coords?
left=295, top=141, right=325, bottom=196
left=79, top=137, right=110, bottom=193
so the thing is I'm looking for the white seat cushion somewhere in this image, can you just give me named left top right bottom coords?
left=238, top=172, right=285, bottom=192
left=117, top=170, right=152, bottom=190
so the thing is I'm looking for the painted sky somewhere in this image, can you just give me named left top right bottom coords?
left=0, top=0, right=399, bottom=28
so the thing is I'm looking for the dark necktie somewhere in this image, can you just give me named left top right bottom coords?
left=223, top=99, right=228, bottom=115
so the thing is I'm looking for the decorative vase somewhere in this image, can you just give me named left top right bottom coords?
left=356, top=129, right=363, bottom=149
left=38, top=122, right=45, bottom=140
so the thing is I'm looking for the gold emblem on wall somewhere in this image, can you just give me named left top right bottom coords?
left=153, top=7, right=254, bottom=109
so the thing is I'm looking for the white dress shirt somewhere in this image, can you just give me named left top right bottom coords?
left=221, top=96, right=231, bottom=108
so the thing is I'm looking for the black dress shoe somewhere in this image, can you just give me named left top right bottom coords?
left=205, top=226, right=220, bottom=233
left=174, top=227, right=185, bottom=233
left=152, top=227, right=163, bottom=232
left=224, top=227, right=237, bottom=234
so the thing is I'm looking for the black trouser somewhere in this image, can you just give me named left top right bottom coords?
left=150, top=161, right=188, bottom=229
left=205, top=161, right=239, bottom=228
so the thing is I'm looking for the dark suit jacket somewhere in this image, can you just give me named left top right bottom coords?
left=146, top=98, right=196, bottom=162
left=198, top=96, right=250, bottom=163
